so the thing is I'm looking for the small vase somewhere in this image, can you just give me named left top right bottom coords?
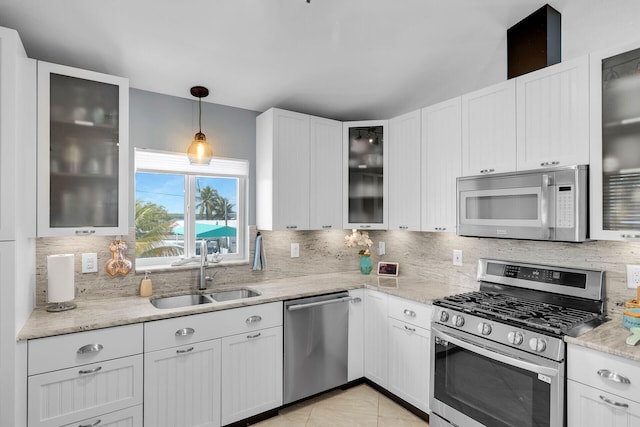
left=359, top=255, right=372, bottom=275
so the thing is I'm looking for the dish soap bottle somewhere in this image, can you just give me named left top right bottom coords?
left=140, top=271, right=153, bottom=297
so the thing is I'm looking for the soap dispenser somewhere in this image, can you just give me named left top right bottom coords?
left=140, top=271, right=153, bottom=297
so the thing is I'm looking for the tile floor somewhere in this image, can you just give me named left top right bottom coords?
left=253, top=384, right=430, bottom=426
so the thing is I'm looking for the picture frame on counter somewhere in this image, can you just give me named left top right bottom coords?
left=377, top=261, right=399, bottom=277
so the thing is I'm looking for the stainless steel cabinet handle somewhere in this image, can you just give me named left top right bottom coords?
left=399, top=226, right=409, bottom=230
left=175, top=327, right=195, bottom=336
left=404, top=325, right=416, bottom=332
left=435, top=227, right=446, bottom=231
left=597, top=369, right=631, bottom=384
left=621, top=234, right=640, bottom=239
left=599, top=395, right=629, bottom=409
left=480, top=168, right=495, bottom=174
left=359, top=225, right=372, bottom=229
left=322, top=225, right=332, bottom=229
left=77, top=343, right=103, bottom=355
left=75, top=229, right=96, bottom=235
left=246, top=315, right=262, bottom=324
left=350, top=297, right=362, bottom=304
left=79, top=419, right=101, bottom=427
left=78, top=366, right=102, bottom=375
left=176, top=347, right=194, bottom=354
left=540, top=161, right=560, bottom=167
left=403, top=309, right=416, bottom=318
left=286, top=225, right=298, bottom=229
left=247, top=333, right=261, bottom=339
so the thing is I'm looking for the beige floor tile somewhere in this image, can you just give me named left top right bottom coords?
left=378, top=394, right=425, bottom=421
left=307, top=405, right=378, bottom=427
left=379, top=416, right=430, bottom=426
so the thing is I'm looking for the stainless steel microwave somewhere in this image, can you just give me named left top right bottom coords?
left=457, top=165, right=588, bottom=242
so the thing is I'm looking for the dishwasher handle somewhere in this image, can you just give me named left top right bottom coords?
left=287, top=296, right=353, bottom=311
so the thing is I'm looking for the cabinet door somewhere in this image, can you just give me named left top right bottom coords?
left=220, top=326, right=283, bottom=425
left=36, top=61, right=129, bottom=236
left=590, top=42, right=640, bottom=240
left=309, top=116, right=343, bottom=230
left=517, top=56, right=590, bottom=170
left=421, top=97, right=461, bottom=232
left=144, top=340, right=221, bottom=427
left=387, top=319, right=430, bottom=413
left=364, top=290, right=388, bottom=387
left=389, top=110, right=421, bottom=231
left=348, top=289, right=364, bottom=382
left=343, top=120, right=389, bottom=230
left=567, top=380, right=640, bottom=427
left=461, top=80, right=516, bottom=176
left=256, top=108, right=310, bottom=231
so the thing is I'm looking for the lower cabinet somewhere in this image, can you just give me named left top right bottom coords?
left=347, top=289, right=365, bottom=382
left=64, top=405, right=142, bottom=427
left=220, top=326, right=283, bottom=425
left=144, top=340, right=222, bottom=427
left=364, top=289, right=389, bottom=388
left=567, top=380, right=640, bottom=426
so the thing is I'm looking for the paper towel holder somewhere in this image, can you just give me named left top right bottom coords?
left=47, top=301, right=77, bottom=312
left=46, top=253, right=77, bottom=312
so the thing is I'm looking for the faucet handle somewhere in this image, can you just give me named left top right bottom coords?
left=205, top=270, right=218, bottom=282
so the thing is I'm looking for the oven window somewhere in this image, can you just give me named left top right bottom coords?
left=434, top=339, right=551, bottom=427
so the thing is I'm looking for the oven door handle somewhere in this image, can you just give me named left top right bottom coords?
left=436, top=328, right=559, bottom=378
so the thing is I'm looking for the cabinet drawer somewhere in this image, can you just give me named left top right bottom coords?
left=28, top=354, right=143, bottom=427
left=567, top=344, right=640, bottom=403
left=144, top=301, right=283, bottom=352
left=388, top=295, right=432, bottom=329
left=28, top=324, right=143, bottom=375
left=62, top=405, right=142, bottom=427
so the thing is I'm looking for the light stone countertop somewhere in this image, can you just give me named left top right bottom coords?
left=564, top=317, right=640, bottom=362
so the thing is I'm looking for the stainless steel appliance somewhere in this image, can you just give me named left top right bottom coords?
left=430, top=259, right=606, bottom=427
left=457, top=165, right=588, bottom=242
left=284, top=292, right=353, bottom=404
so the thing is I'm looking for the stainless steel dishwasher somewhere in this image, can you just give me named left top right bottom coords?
left=284, top=291, right=352, bottom=404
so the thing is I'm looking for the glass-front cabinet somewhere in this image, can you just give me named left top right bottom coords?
left=343, top=120, right=388, bottom=229
left=590, top=43, right=640, bottom=240
left=37, top=61, right=129, bottom=236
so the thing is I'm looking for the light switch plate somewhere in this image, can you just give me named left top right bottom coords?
left=291, top=243, right=300, bottom=258
left=627, top=265, right=640, bottom=288
left=453, top=249, right=463, bottom=266
left=82, top=253, right=98, bottom=273
left=378, top=241, right=385, bottom=256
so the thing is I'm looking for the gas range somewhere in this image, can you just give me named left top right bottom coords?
left=432, top=259, right=606, bottom=362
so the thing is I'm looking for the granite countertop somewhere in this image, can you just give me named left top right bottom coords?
left=564, top=317, right=640, bottom=362
left=17, top=271, right=466, bottom=341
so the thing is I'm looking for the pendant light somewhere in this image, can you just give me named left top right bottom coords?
left=187, top=86, right=213, bottom=165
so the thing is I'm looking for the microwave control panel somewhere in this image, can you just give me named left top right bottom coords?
left=556, top=185, right=574, bottom=228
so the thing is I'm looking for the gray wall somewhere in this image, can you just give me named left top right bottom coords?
left=128, top=89, right=260, bottom=225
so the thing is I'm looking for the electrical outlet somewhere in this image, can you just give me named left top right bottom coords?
left=82, top=253, right=98, bottom=273
left=453, top=249, right=463, bottom=266
left=378, top=241, right=385, bottom=256
left=291, top=243, right=300, bottom=258
left=627, top=265, right=640, bottom=288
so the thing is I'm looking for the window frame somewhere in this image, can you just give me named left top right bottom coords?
left=134, top=148, right=249, bottom=271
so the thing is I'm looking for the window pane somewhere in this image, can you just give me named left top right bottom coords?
left=135, top=172, right=185, bottom=259
left=195, top=176, right=239, bottom=255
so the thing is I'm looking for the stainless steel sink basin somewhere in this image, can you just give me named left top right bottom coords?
left=150, top=293, right=214, bottom=309
left=208, top=288, right=261, bottom=302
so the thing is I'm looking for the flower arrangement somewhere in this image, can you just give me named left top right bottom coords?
left=344, top=229, right=373, bottom=256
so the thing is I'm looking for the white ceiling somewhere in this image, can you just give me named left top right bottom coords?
left=1, top=0, right=556, bottom=120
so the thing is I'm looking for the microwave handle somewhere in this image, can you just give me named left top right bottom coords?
left=541, top=174, right=551, bottom=239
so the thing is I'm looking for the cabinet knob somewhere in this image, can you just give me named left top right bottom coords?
left=480, top=168, right=495, bottom=174
left=77, top=343, right=103, bottom=354
left=175, top=327, right=195, bottom=336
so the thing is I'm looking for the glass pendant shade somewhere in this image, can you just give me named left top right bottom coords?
left=187, top=131, right=213, bottom=164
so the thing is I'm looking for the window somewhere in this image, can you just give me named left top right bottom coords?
left=134, top=149, right=249, bottom=269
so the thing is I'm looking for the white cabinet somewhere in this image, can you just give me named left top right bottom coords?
left=347, top=289, right=364, bottom=382
left=221, top=326, right=283, bottom=425
left=461, top=79, right=516, bottom=176
left=567, top=344, right=640, bottom=427
left=144, top=339, right=221, bottom=427
left=343, top=120, right=389, bottom=229
left=589, top=42, right=640, bottom=241
left=27, top=324, right=144, bottom=427
left=364, top=289, right=388, bottom=387
left=389, top=110, right=421, bottom=231
left=63, top=406, right=142, bottom=427
left=310, top=116, right=343, bottom=230
left=256, top=108, right=310, bottom=231
left=36, top=61, right=129, bottom=236
left=516, top=56, right=590, bottom=170
left=421, top=97, right=461, bottom=232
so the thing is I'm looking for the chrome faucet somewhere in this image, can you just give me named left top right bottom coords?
left=199, top=240, right=213, bottom=290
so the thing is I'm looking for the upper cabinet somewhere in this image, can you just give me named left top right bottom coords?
left=343, top=120, right=389, bottom=230
left=256, top=108, right=310, bottom=231
left=516, top=56, right=590, bottom=170
left=590, top=42, right=640, bottom=241
left=37, top=61, right=129, bottom=236
left=421, top=97, right=462, bottom=233
left=389, top=110, right=421, bottom=231
left=461, top=80, right=516, bottom=176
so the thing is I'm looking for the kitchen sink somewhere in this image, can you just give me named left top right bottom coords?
left=150, top=293, right=214, bottom=309
left=208, top=288, right=261, bottom=302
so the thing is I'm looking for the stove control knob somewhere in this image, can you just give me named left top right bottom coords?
left=507, top=331, right=524, bottom=345
left=529, top=337, right=547, bottom=353
left=477, top=322, right=492, bottom=335
left=451, top=315, right=465, bottom=327
left=439, top=311, right=450, bottom=323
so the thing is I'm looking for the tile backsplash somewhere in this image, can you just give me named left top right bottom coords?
left=35, top=228, right=640, bottom=317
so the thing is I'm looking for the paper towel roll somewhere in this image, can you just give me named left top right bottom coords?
left=47, top=254, right=75, bottom=303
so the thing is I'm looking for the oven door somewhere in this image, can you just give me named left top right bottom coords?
left=430, top=323, right=564, bottom=427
